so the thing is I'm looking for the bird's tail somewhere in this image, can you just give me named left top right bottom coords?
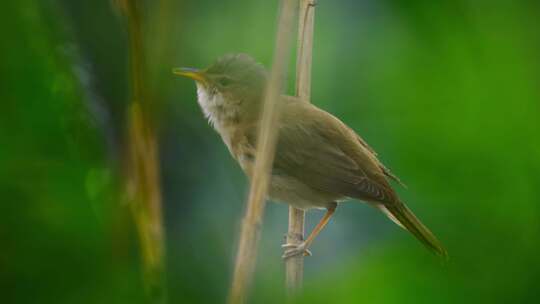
left=380, top=203, right=447, bottom=258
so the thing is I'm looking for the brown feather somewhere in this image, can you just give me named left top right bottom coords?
left=254, top=99, right=446, bottom=257
left=269, top=100, right=400, bottom=204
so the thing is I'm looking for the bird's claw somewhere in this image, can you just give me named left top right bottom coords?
left=281, top=242, right=312, bottom=259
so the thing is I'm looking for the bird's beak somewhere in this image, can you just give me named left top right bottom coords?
left=173, top=67, right=207, bottom=84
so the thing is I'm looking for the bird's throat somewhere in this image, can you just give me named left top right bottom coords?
left=196, top=84, right=237, bottom=125
left=195, top=83, right=243, bottom=149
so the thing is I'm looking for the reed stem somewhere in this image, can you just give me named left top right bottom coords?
left=286, top=0, right=316, bottom=296
left=228, top=0, right=297, bottom=303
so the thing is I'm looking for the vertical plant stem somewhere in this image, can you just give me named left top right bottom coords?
left=228, top=1, right=297, bottom=303
left=286, top=0, right=316, bottom=295
left=285, top=207, right=305, bottom=292
left=295, top=0, right=316, bottom=101
left=114, top=0, right=167, bottom=302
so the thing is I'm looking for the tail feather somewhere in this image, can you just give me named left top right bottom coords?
left=381, top=203, right=448, bottom=258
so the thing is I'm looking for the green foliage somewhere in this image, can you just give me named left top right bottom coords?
left=1, top=0, right=540, bottom=303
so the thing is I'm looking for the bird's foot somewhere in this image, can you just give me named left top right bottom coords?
left=281, top=242, right=312, bottom=259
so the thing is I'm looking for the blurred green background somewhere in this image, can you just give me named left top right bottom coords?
left=2, top=0, right=540, bottom=303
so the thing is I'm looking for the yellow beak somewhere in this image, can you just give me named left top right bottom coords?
left=173, top=67, right=207, bottom=83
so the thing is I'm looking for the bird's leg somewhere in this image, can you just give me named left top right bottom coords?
left=282, top=203, right=337, bottom=259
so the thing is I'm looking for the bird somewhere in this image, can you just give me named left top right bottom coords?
left=173, top=53, right=447, bottom=259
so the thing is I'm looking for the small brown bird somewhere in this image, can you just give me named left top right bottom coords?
left=174, top=53, right=447, bottom=258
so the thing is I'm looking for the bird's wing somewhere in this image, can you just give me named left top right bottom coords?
left=281, top=96, right=406, bottom=188
left=354, top=134, right=406, bottom=188
left=268, top=100, right=447, bottom=257
left=256, top=101, right=400, bottom=204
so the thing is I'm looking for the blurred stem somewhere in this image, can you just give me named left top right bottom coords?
left=228, top=0, right=297, bottom=303
left=113, top=0, right=167, bottom=302
left=286, top=0, right=316, bottom=295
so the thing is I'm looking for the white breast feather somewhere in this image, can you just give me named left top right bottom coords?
left=195, top=83, right=240, bottom=132
left=196, top=83, right=221, bottom=127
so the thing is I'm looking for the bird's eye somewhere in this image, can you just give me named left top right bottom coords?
left=218, top=77, right=232, bottom=87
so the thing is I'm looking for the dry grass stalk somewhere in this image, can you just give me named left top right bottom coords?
left=113, top=0, right=167, bottom=302
left=286, top=0, right=317, bottom=295
left=228, top=0, right=297, bottom=303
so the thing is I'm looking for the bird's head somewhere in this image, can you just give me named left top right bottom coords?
left=174, top=54, right=268, bottom=125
